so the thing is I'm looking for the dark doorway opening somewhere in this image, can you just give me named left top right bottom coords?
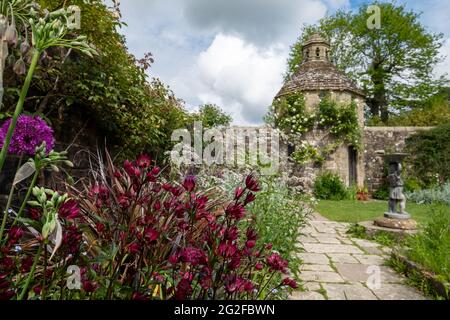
left=348, top=146, right=358, bottom=186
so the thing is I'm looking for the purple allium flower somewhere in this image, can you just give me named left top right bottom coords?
left=0, top=115, right=55, bottom=156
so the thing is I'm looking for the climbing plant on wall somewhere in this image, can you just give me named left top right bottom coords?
left=266, top=93, right=361, bottom=166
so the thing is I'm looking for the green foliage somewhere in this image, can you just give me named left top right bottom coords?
left=314, top=171, right=349, bottom=200
left=247, top=176, right=308, bottom=279
left=193, top=104, right=232, bottom=128
left=267, top=93, right=361, bottom=166
left=291, top=141, right=324, bottom=166
left=347, top=224, right=397, bottom=247
left=286, top=2, right=446, bottom=123
left=267, top=91, right=314, bottom=134
left=404, top=208, right=450, bottom=283
left=406, top=183, right=450, bottom=206
left=2, top=0, right=190, bottom=159
left=368, top=91, right=450, bottom=126
left=316, top=96, right=361, bottom=147
left=405, top=123, right=450, bottom=185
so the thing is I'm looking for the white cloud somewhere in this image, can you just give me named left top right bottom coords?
left=117, top=0, right=450, bottom=125
left=435, top=38, right=450, bottom=78
left=195, top=34, right=287, bottom=125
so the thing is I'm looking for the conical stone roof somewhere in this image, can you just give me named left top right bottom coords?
left=276, top=34, right=364, bottom=98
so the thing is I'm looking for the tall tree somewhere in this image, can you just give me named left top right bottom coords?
left=286, top=2, right=447, bottom=123
left=194, top=104, right=232, bottom=128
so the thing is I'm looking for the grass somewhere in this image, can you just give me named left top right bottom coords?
left=315, top=199, right=449, bottom=225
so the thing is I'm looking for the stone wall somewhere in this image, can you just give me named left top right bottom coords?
left=363, top=126, right=434, bottom=192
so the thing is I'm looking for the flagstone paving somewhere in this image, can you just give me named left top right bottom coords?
left=290, top=213, right=427, bottom=300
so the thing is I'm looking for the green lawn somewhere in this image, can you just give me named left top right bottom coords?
left=315, top=200, right=450, bottom=225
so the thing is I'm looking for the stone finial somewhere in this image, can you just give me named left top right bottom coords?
left=302, top=33, right=331, bottom=63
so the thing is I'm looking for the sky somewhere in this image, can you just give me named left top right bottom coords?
left=114, top=0, right=450, bottom=125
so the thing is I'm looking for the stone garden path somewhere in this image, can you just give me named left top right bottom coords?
left=290, top=213, right=427, bottom=300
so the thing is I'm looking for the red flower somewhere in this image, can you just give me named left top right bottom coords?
left=218, top=241, right=238, bottom=258
left=96, top=223, right=105, bottom=233
left=179, top=247, right=207, bottom=266
left=245, top=240, right=256, bottom=249
left=244, top=192, right=256, bottom=205
left=225, top=226, right=238, bottom=241
left=144, top=227, right=159, bottom=243
left=58, top=199, right=79, bottom=220
left=175, top=278, right=192, bottom=300
left=136, top=153, right=151, bottom=168
left=246, top=228, right=258, bottom=241
left=282, top=278, right=298, bottom=289
left=132, top=292, right=148, bottom=300
left=82, top=280, right=98, bottom=293
left=225, top=203, right=246, bottom=220
left=8, top=227, right=23, bottom=244
left=266, top=253, right=288, bottom=273
left=245, top=175, right=260, bottom=192
left=182, top=175, right=196, bottom=192
left=118, top=194, right=130, bottom=209
left=234, top=187, right=245, bottom=200
left=28, top=208, right=41, bottom=220
left=127, top=242, right=141, bottom=254
left=255, top=262, right=264, bottom=270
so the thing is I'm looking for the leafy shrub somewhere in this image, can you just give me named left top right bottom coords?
left=314, top=172, right=349, bottom=200
left=405, top=123, right=450, bottom=186
left=0, top=155, right=298, bottom=300
left=406, top=183, right=450, bottom=205
left=195, top=169, right=309, bottom=297
left=404, top=208, right=450, bottom=282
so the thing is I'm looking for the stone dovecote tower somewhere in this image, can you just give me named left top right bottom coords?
left=275, top=33, right=366, bottom=188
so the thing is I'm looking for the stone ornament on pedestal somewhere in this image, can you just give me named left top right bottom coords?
left=374, top=153, right=417, bottom=230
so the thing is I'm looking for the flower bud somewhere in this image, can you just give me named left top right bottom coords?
left=5, top=24, right=18, bottom=46
left=13, top=58, right=26, bottom=75
left=20, top=41, right=30, bottom=54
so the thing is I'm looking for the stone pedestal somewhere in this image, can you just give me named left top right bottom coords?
left=384, top=212, right=411, bottom=220
left=374, top=217, right=417, bottom=230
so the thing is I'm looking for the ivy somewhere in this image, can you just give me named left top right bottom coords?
left=267, top=93, right=362, bottom=166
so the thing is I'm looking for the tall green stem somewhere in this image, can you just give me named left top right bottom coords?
left=18, top=242, right=43, bottom=300
left=0, top=155, right=23, bottom=242
left=0, top=49, right=41, bottom=175
left=11, top=168, right=39, bottom=228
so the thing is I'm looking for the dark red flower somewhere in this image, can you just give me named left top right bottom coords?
left=234, top=187, right=245, bottom=200
left=218, top=241, right=238, bottom=258
left=127, top=242, right=141, bottom=254
left=265, top=243, right=273, bottom=250
left=266, top=253, right=288, bottom=273
left=28, top=207, right=41, bottom=220
left=58, top=199, right=79, bottom=220
left=245, top=240, right=256, bottom=249
left=96, top=223, right=105, bottom=233
left=225, top=203, right=246, bottom=220
left=136, top=153, right=151, bottom=168
left=118, top=194, right=131, bottom=209
left=182, top=175, right=196, bottom=192
left=282, top=278, right=298, bottom=289
left=8, top=227, right=23, bottom=244
left=175, top=278, right=192, bottom=300
left=179, top=247, right=207, bottom=266
left=132, top=292, right=148, bottom=300
left=244, top=192, right=256, bottom=205
left=82, top=280, right=98, bottom=293
left=21, top=256, right=33, bottom=272
left=225, top=226, right=238, bottom=241
left=246, top=228, right=258, bottom=241
left=255, top=262, right=264, bottom=270
left=144, top=227, right=159, bottom=243
left=168, top=254, right=179, bottom=264
left=245, top=175, right=260, bottom=192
